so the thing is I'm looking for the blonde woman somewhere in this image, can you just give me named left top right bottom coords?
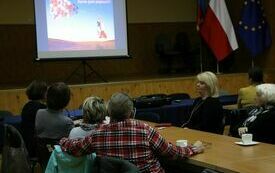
left=182, top=71, right=224, bottom=134
left=69, top=96, right=107, bottom=139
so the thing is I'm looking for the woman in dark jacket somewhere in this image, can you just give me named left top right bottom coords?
left=21, top=80, right=47, bottom=157
left=236, top=83, right=275, bottom=144
left=182, top=71, right=224, bottom=134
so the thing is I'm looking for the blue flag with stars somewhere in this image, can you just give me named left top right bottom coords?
left=238, top=0, right=272, bottom=57
left=197, top=0, right=209, bottom=30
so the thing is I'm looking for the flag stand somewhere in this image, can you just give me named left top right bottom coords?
left=216, top=62, right=221, bottom=74
left=199, top=40, right=203, bottom=72
left=251, top=58, right=255, bottom=67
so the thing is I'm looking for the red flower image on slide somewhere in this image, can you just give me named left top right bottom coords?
left=50, top=0, right=78, bottom=19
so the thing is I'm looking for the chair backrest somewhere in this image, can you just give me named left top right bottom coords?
left=174, top=32, right=191, bottom=53
left=0, top=111, right=13, bottom=117
left=2, top=124, right=31, bottom=173
left=92, top=156, right=140, bottom=173
left=135, top=112, right=160, bottom=123
left=36, top=137, right=59, bottom=171
left=218, top=94, right=238, bottom=105
left=45, top=145, right=96, bottom=173
left=229, top=106, right=256, bottom=137
left=155, top=34, right=173, bottom=54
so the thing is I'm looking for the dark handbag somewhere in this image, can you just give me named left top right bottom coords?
left=1, top=124, right=31, bottom=173
left=133, top=94, right=170, bottom=108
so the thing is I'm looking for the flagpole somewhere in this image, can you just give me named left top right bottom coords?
left=200, top=39, right=203, bottom=72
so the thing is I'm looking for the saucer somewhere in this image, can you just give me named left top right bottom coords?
left=234, top=141, right=259, bottom=146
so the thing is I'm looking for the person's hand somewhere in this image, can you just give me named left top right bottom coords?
left=191, top=140, right=204, bottom=154
left=238, top=127, right=248, bottom=136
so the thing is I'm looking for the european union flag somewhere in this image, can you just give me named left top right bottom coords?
left=238, top=0, right=272, bottom=57
left=197, top=0, right=209, bottom=30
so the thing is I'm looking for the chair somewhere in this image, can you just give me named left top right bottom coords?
left=174, top=32, right=197, bottom=73
left=135, top=112, right=160, bottom=123
left=155, top=34, right=182, bottom=73
left=1, top=124, right=32, bottom=173
left=155, top=32, right=198, bottom=74
left=92, top=156, right=140, bottom=173
left=0, top=110, right=13, bottom=117
left=36, top=137, right=59, bottom=171
left=218, top=94, right=238, bottom=106
left=0, top=112, right=5, bottom=150
left=174, top=32, right=191, bottom=56
left=45, top=147, right=140, bottom=173
left=228, top=106, right=256, bottom=137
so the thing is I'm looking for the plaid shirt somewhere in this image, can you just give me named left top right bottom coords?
left=60, top=119, right=195, bottom=173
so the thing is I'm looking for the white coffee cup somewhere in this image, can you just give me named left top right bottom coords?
left=176, top=139, right=188, bottom=147
left=242, top=133, right=253, bottom=144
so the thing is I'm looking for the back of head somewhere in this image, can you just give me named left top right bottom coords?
left=82, top=96, right=107, bottom=124
left=197, top=71, right=219, bottom=97
left=46, top=82, right=70, bottom=111
left=256, top=83, right=275, bottom=105
left=107, top=92, right=134, bottom=122
left=26, top=80, right=47, bottom=100
left=248, top=67, right=263, bottom=84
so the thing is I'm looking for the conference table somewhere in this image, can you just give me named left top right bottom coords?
left=146, top=121, right=275, bottom=173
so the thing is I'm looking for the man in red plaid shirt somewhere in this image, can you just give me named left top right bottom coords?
left=60, top=92, right=204, bottom=173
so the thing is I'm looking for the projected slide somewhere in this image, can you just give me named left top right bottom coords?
left=34, top=0, right=128, bottom=60
left=47, top=0, right=115, bottom=51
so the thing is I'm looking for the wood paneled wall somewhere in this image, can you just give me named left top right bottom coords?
left=2, top=72, right=275, bottom=115
left=2, top=73, right=275, bottom=115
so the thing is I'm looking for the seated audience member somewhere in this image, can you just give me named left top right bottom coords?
left=182, top=71, right=224, bottom=134
left=233, top=84, right=275, bottom=144
left=69, top=96, right=107, bottom=139
left=237, top=67, right=263, bottom=108
left=35, top=82, right=74, bottom=140
left=60, top=92, right=204, bottom=173
left=21, top=80, right=47, bottom=157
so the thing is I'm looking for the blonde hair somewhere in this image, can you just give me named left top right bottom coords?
left=197, top=71, right=219, bottom=97
left=82, top=96, right=107, bottom=124
left=256, top=84, right=275, bottom=104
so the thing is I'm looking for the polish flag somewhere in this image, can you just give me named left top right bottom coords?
left=199, top=0, right=238, bottom=61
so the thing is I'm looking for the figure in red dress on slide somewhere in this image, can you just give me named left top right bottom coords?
left=97, top=18, right=107, bottom=39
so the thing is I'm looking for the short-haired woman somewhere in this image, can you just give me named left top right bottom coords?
left=35, top=82, right=74, bottom=140
left=236, top=84, right=275, bottom=144
left=182, top=71, right=224, bottom=134
left=21, top=80, right=47, bottom=157
left=69, top=96, right=107, bottom=139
